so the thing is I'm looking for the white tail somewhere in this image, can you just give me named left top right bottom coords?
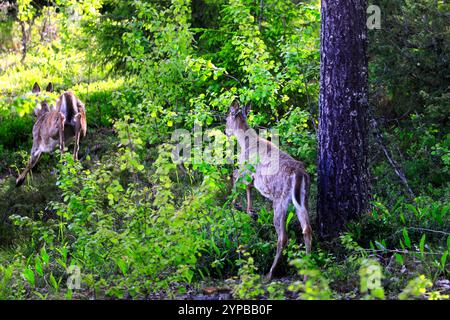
left=292, top=174, right=306, bottom=210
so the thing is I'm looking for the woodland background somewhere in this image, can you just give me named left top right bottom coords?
left=0, top=0, right=449, bottom=300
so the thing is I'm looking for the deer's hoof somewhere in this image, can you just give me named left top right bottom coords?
left=265, top=273, right=273, bottom=282
left=247, top=209, right=258, bottom=220
left=233, top=203, right=243, bottom=211
left=15, top=178, right=24, bottom=188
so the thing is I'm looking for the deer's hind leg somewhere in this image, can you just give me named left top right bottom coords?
left=295, top=174, right=312, bottom=254
left=267, top=199, right=289, bottom=280
left=72, top=113, right=82, bottom=161
left=231, top=169, right=242, bottom=209
left=245, top=184, right=256, bottom=218
left=296, top=206, right=312, bottom=254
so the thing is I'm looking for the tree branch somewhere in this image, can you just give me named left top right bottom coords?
left=370, top=118, right=415, bottom=198
left=258, top=0, right=264, bottom=34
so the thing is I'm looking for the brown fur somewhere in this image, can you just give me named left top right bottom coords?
left=16, top=83, right=87, bottom=187
left=226, top=100, right=312, bottom=280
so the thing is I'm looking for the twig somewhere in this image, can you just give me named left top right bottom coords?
left=223, top=71, right=241, bottom=84
left=365, top=248, right=444, bottom=256
left=407, top=227, right=450, bottom=236
left=370, top=117, right=415, bottom=198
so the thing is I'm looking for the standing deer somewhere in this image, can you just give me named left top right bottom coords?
left=16, top=82, right=87, bottom=187
left=226, top=100, right=312, bottom=280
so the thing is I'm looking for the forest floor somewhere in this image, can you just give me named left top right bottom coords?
left=0, top=127, right=116, bottom=242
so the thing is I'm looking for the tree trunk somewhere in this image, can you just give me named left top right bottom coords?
left=20, top=21, right=27, bottom=63
left=317, top=0, right=369, bottom=238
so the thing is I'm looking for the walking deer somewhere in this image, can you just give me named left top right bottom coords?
left=16, top=82, right=87, bottom=187
left=226, top=100, right=312, bottom=280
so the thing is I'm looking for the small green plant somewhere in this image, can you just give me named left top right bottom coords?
left=359, top=259, right=385, bottom=300
left=288, top=257, right=332, bottom=300
left=233, top=248, right=265, bottom=299
left=399, top=275, right=431, bottom=300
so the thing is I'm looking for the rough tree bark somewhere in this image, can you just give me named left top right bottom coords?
left=20, top=21, right=27, bottom=63
left=19, top=16, right=35, bottom=64
left=317, top=0, right=369, bottom=238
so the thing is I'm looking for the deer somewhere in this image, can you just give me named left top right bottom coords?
left=15, top=82, right=87, bottom=187
left=225, top=100, right=312, bottom=280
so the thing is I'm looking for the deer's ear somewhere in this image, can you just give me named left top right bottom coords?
left=242, top=102, right=252, bottom=118
left=46, top=82, right=53, bottom=92
left=32, top=83, right=41, bottom=93
left=230, top=99, right=240, bottom=116
left=34, top=107, right=40, bottom=117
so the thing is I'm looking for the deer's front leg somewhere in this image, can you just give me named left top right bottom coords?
left=58, top=112, right=66, bottom=155
left=16, top=151, right=42, bottom=187
left=246, top=185, right=252, bottom=213
left=231, top=169, right=256, bottom=218
left=231, top=169, right=242, bottom=210
left=245, top=184, right=258, bottom=220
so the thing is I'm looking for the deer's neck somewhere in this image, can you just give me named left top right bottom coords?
left=234, top=125, right=259, bottom=149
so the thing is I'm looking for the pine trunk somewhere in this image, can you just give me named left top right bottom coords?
left=317, top=0, right=369, bottom=238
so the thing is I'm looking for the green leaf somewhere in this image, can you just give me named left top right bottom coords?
left=399, top=213, right=406, bottom=224
left=22, top=268, right=35, bottom=287
left=35, top=257, right=43, bottom=277
left=56, top=258, right=67, bottom=269
left=395, top=253, right=404, bottom=265
left=375, top=241, right=386, bottom=251
left=286, top=211, right=294, bottom=229
left=402, top=228, right=411, bottom=248
left=40, top=246, right=49, bottom=266
left=66, top=288, right=73, bottom=300
left=115, top=258, right=128, bottom=275
left=419, top=234, right=426, bottom=254
left=210, top=239, right=220, bottom=256
left=405, top=204, right=418, bottom=217
left=49, top=273, right=58, bottom=290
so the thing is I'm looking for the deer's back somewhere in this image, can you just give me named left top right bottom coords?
left=32, top=110, right=62, bottom=152
left=241, top=137, right=307, bottom=200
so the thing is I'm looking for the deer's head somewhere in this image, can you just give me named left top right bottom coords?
left=31, top=82, right=53, bottom=118
left=225, top=99, right=251, bottom=137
